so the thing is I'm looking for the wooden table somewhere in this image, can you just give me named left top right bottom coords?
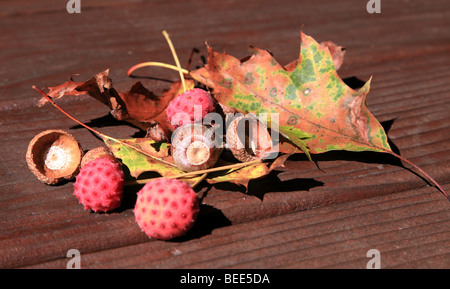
left=1, top=0, right=449, bottom=269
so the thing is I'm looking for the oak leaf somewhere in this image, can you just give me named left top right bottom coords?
left=198, top=32, right=391, bottom=156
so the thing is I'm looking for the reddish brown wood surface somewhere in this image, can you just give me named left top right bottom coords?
left=0, top=0, right=449, bottom=269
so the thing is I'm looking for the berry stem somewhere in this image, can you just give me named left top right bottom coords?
left=127, top=61, right=189, bottom=78
left=31, top=85, right=177, bottom=168
left=162, top=30, right=187, bottom=92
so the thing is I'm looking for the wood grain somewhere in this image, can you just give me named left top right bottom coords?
left=0, top=0, right=449, bottom=269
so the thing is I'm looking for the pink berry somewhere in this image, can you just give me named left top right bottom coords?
left=134, top=178, right=199, bottom=240
left=73, top=158, right=125, bottom=212
left=166, top=88, right=216, bottom=128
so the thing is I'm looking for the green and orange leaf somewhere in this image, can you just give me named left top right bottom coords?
left=198, top=31, right=391, bottom=155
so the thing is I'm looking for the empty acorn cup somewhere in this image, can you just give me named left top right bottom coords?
left=26, top=129, right=84, bottom=185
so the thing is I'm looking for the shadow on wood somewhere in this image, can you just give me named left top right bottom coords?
left=170, top=204, right=232, bottom=242
left=209, top=170, right=324, bottom=201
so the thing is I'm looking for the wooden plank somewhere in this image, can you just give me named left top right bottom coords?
left=21, top=187, right=450, bottom=269
left=0, top=0, right=449, bottom=269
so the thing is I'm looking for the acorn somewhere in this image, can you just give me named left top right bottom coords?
left=26, top=129, right=84, bottom=185
left=80, top=146, right=117, bottom=168
left=171, top=123, right=221, bottom=172
left=226, top=115, right=273, bottom=162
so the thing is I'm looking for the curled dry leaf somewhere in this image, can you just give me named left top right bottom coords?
left=37, top=69, right=195, bottom=142
left=38, top=69, right=125, bottom=112
left=205, top=153, right=291, bottom=189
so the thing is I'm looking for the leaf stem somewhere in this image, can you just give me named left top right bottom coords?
left=127, top=61, right=189, bottom=77
left=191, top=173, right=208, bottom=189
left=125, top=159, right=263, bottom=186
left=162, top=30, right=187, bottom=92
left=382, top=148, right=449, bottom=201
left=31, top=85, right=177, bottom=168
left=32, top=85, right=105, bottom=137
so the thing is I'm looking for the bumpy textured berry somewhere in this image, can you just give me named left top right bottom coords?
left=73, top=158, right=125, bottom=212
left=166, top=88, right=216, bottom=128
left=134, top=178, right=199, bottom=240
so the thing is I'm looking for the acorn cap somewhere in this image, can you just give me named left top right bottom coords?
left=26, top=129, right=84, bottom=185
left=81, top=146, right=117, bottom=168
left=226, top=115, right=273, bottom=162
left=171, top=124, right=221, bottom=172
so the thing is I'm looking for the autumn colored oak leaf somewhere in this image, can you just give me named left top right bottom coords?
left=195, top=32, right=391, bottom=156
